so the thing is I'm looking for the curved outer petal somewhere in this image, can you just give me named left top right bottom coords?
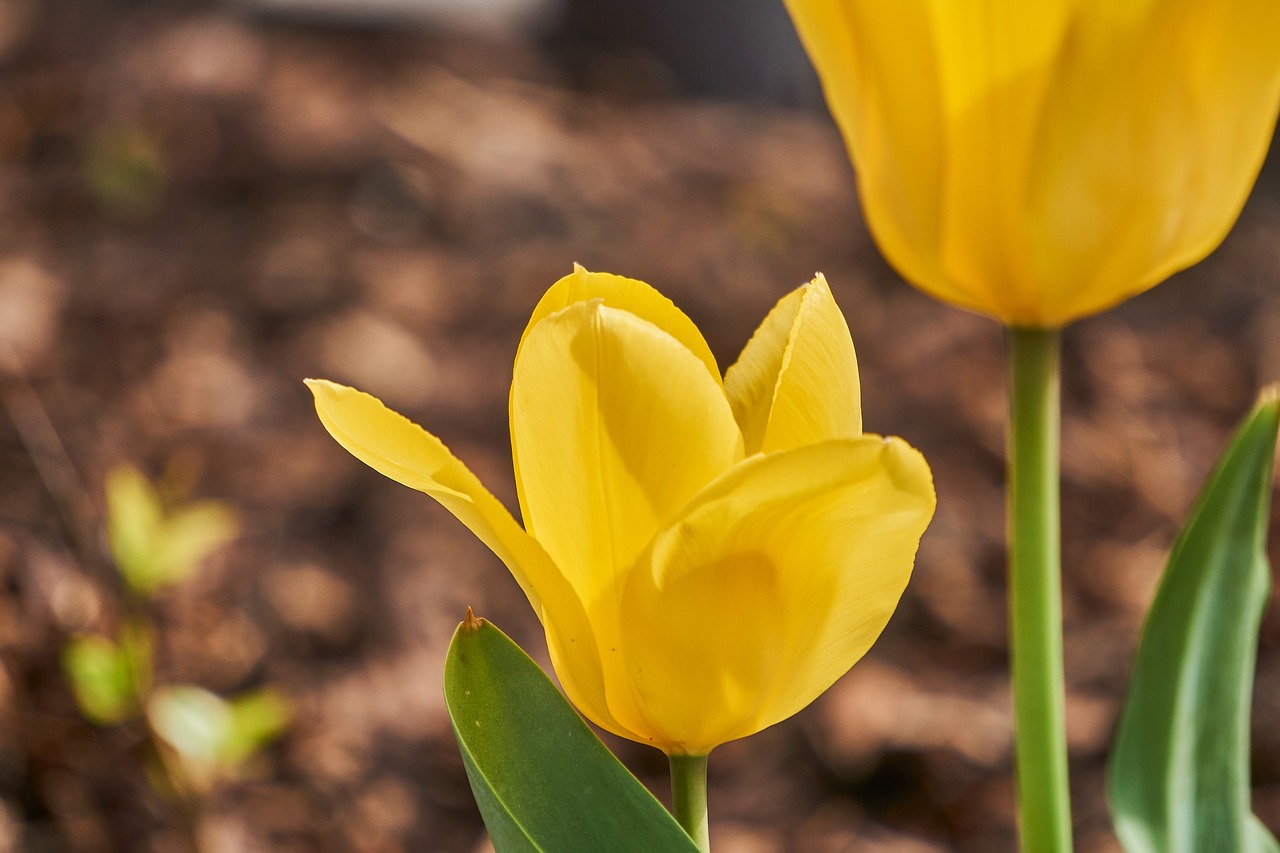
left=518, top=266, right=721, bottom=383
left=617, top=436, right=935, bottom=755
left=510, top=301, right=744, bottom=737
left=1025, top=0, right=1280, bottom=324
left=304, top=379, right=625, bottom=735
left=724, top=274, right=861, bottom=455
left=785, top=0, right=1280, bottom=327
left=512, top=266, right=726, bottom=544
left=782, top=0, right=955, bottom=309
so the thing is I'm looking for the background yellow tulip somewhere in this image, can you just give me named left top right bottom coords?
left=783, top=0, right=1280, bottom=327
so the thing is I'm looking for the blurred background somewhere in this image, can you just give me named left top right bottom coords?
left=1, top=0, right=1279, bottom=850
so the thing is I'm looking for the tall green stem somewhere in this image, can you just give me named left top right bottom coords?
left=1006, top=327, right=1073, bottom=853
left=669, top=754, right=710, bottom=852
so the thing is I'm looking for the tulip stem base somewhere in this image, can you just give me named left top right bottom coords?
left=1007, top=327, right=1073, bottom=853
left=669, top=753, right=710, bottom=851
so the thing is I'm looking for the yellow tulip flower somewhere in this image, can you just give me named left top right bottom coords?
left=307, top=268, right=934, bottom=756
left=783, top=0, right=1280, bottom=327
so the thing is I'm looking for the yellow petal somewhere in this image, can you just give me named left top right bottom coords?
left=782, top=0, right=955, bottom=308
left=305, top=379, right=623, bottom=734
left=931, top=4, right=1076, bottom=321
left=618, top=436, right=935, bottom=755
left=518, top=266, right=721, bottom=384
left=788, top=1, right=1079, bottom=321
left=724, top=274, right=861, bottom=455
left=509, top=302, right=744, bottom=737
left=1023, top=0, right=1280, bottom=324
left=785, top=0, right=1280, bottom=327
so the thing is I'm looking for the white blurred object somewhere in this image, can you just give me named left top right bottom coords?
left=234, top=0, right=563, bottom=35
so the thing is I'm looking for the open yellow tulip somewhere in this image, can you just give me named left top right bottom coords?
left=784, top=0, right=1280, bottom=328
left=307, top=268, right=934, bottom=756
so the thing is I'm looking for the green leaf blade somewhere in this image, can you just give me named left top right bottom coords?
left=1108, top=392, right=1280, bottom=853
left=105, top=463, right=239, bottom=595
left=62, top=635, right=137, bottom=725
left=152, top=501, right=239, bottom=590
left=105, top=464, right=164, bottom=593
left=222, top=688, right=290, bottom=766
left=147, top=685, right=234, bottom=789
left=1252, top=816, right=1280, bottom=853
left=444, top=616, right=700, bottom=853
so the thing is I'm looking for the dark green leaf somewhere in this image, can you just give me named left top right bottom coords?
left=1109, top=390, right=1280, bottom=853
left=444, top=614, right=699, bottom=853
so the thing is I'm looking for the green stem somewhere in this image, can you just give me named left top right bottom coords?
left=669, top=753, right=710, bottom=852
left=1006, top=327, right=1073, bottom=853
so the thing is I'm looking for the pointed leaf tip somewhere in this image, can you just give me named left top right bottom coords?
left=462, top=606, right=483, bottom=632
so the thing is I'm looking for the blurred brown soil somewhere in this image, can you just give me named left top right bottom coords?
left=1, top=3, right=1279, bottom=852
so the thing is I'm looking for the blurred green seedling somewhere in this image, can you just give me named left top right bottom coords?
left=82, top=121, right=167, bottom=218
left=62, top=623, right=152, bottom=725
left=105, top=462, right=239, bottom=596
left=60, top=463, right=288, bottom=846
left=148, top=686, right=291, bottom=796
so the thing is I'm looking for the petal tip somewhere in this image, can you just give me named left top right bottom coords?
left=304, top=377, right=331, bottom=402
left=305, top=378, right=362, bottom=410
left=304, top=377, right=341, bottom=394
left=878, top=436, right=937, bottom=506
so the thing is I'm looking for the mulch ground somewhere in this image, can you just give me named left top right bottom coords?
left=2, top=3, right=1279, bottom=851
